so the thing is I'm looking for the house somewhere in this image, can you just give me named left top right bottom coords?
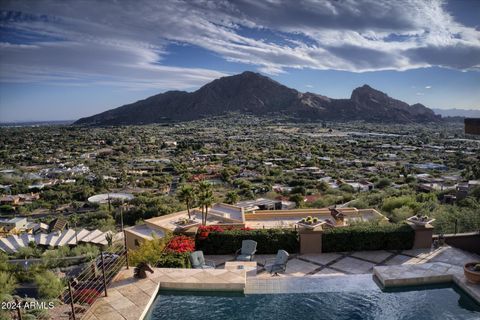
left=456, top=180, right=480, bottom=200
left=0, top=218, right=28, bottom=234
left=236, top=198, right=282, bottom=212
left=49, top=217, right=69, bottom=233
left=124, top=203, right=388, bottom=250
left=344, top=180, right=374, bottom=192
left=0, top=195, right=20, bottom=205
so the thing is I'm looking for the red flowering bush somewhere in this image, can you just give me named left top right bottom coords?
left=198, top=225, right=251, bottom=234
left=165, top=235, right=195, bottom=253
left=198, top=225, right=224, bottom=233
left=73, top=288, right=101, bottom=305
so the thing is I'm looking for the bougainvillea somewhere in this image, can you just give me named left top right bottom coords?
left=73, top=288, right=101, bottom=304
left=165, top=235, right=195, bottom=253
left=198, top=225, right=251, bottom=233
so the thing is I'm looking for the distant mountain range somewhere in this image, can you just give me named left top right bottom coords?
left=75, top=71, right=441, bottom=126
left=0, top=120, right=74, bottom=127
left=432, top=108, right=480, bottom=118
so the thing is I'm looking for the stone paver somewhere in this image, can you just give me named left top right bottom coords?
left=426, top=247, right=480, bottom=267
left=313, top=267, right=346, bottom=276
left=330, top=256, right=376, bottom=274
left=400, top=248, right=439, bottom=259
left=284, top=258, right=319, bottom=276
left=299, top=253, right=342, bottom=265
left=351, top=250, right=393, bottom=263
left=384, top=254, right=423, bottom=266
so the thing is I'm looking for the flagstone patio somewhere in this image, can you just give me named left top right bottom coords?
left=206, top=244, right=480, bottom=278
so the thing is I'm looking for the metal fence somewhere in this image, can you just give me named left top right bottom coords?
left=45, top=243, right=129, bottom=320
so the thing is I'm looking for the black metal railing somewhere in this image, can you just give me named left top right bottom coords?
left=46, top=242, right=129, bottom=320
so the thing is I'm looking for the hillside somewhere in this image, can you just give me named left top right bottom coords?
left=75, top=71, right=440, bottom=125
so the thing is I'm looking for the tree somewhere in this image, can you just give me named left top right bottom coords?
left=289, top=194, right=305, bottom=207
left=225, top=191, right=239, bottom=205
left=197, top=181, right=214, bottom=225
left=177, top=184, right=196, bottom=220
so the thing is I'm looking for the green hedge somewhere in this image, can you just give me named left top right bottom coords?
left=322, top=223, right=414, bottom=252
left=196, top=229, right=299, bottom=254
left=156, top=252, right=191, bottom=268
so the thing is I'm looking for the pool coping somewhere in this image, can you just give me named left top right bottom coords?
left=140, top=282, right=160, bottom=320
left=81, top=252, right=480, bottom=319
left=373, top=262, right=480, bottom=304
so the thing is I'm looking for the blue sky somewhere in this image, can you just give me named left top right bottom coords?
left=0, top=0, right=479, bottom=122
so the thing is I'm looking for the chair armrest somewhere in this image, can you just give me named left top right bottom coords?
left=268, top=262, right=287, bottom=272
left=263, top=258, right=276, bottom=266
left=205, top=260, right=216, bottom=267
left=235, top=249, right=241, bottom=256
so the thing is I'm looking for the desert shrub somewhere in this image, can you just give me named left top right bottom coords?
left=0, top=271, right=17, bottom=300
left=322, top=222, right=414, bottom=252
left=339, top=183, right=355, bottom=193
left=35, top=271, right=65, bottom=299
left=128, top=235, right=170, bottom=266
left=433, top=205, right=480, bottom=234
left=381, top=195, right=418, bottom=213
left=375, top=178, right=392, bottom=189
left=390, top=206, right=415, bottom=223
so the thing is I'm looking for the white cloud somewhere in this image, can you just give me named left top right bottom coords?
left=0, top=41, right=226, bottom=89
left=0, top=0, right=479, bottom=86
left=425, top=85, right=432, bottom=89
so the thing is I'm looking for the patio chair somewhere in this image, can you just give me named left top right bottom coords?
left=235, top=240, right=257, bottom=261
left=264, top=250, right=289, bottom=276
left=189, top=251, right=216, bottom=269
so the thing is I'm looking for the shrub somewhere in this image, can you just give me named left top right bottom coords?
left=381, top=195, right=418, bottom=213
left=339, top=183, right=355, bottom=193
left=156, top=252, right=191, bottom=268
left=35, top=271, right=65, bottom=299
left=0, top=271, right=17, bottom=301
left=128, top=235, right=170, bottom=266
left=375, top=178, right=392, bottom=189
left=322, top=222, right=414, bottom=252
left=196, top=228, right=299, bottom=254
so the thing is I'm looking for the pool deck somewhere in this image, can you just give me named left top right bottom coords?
left=81, top=245, right=480, bottom=320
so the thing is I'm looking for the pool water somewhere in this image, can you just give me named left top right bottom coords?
left=145, top=280, right=480, bottom=320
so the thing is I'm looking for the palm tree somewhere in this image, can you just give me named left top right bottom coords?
left=177, top=184, right=196, bottom=220
left=197, top=182, right=214, bottom=225
left=225, top=191, right=239, bottom=205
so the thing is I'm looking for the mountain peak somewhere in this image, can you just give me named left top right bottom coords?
left=74, top=72, right=441, bottom=125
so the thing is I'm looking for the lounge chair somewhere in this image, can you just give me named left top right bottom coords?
left=235, top=240, right=257, bottom=261
left=189, top=251, right=216, bottom=269
left=264, top=250, right=289, bottom=276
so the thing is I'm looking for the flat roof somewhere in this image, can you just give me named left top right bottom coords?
left=125, top=224, right=165, bottom=240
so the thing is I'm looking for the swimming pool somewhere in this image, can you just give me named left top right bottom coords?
left=144, top=277, right=480, bottom=320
